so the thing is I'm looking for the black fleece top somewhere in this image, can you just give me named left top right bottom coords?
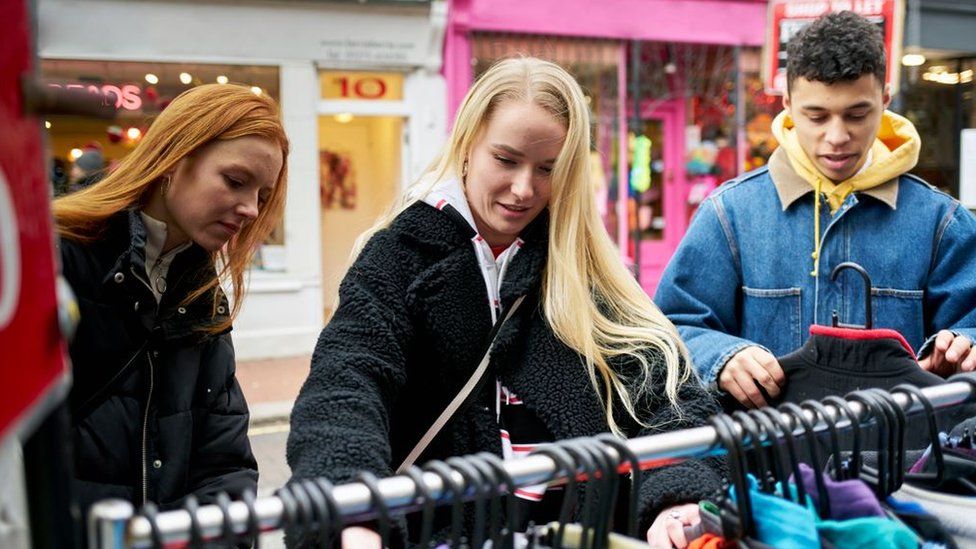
left=286, top=202, right=725, bottom=543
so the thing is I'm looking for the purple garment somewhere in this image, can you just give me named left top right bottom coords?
left=796, top=463, right=886, bottom=520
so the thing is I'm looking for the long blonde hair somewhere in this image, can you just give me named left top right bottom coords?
left=52, top=84, right=290, bottom=332
left=358, top=57, right=693, bottom=434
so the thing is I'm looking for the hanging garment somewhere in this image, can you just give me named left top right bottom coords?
left=815, top=516, right=918, bottom=548
left=687, top=533, right=736, bottom=549
left=893, top=482, right=976, bottom=547
left=887, top=497, right=960, bottom=549
left=795, top=463, right=886, bottom=520
left=773, top=325, right=945, bottom=404
left=731, top=475, right=821, bottom=549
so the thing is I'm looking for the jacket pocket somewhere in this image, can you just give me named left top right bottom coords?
left=871, top=287, right=925, bottom=352
left=741, top=286, right=802, bottom=357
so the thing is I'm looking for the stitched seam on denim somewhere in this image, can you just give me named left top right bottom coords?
left=711, top=197, right=741, bottom=274
left=742, top=286, right=802, bottom=297
left=929, top=201, right=959, bottom=275
left=870, top=288, right=924, bottom=299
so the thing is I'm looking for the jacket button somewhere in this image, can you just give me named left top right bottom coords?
left=177, top=307, right=187, bottom=314
left=113, top=272, right=125, bottom=283
left=153, top=459, right=162, bottom=469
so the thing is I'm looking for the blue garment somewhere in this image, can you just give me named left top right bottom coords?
left=654, top=162, right=976, bottom=383
left=732, top=475, right=821, bottom=549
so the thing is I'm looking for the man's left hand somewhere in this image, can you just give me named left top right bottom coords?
left=919, top=330, right=976, bottom=377
left=646, top=503, right=701, bottom=548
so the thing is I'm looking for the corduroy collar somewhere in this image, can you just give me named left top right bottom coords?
left=767, top=147, right=899, bottom=211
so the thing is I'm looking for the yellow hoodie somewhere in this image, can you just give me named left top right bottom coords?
left=771, top=109, right=921, bottom=276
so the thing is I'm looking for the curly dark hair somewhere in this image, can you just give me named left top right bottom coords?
left=786, top=11, right=886, bottom=92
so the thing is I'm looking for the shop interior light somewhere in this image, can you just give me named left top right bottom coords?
left=126, top=127, right=142, bottom=140
left=922, top=66, right=974, bottom=85
left=216, top=75, right=229, bottom=85
left=69, top=148, right=83, bottom=161
left=179, top=72, right=193, bottom=85
left=250, top=86, right=262, bottom=96
left=334, top=113, right=354, bottom=124
left=145, top=73, right=159, bottom=84
left=44, top=121, right=51, bottom=129
left=901, top=53, right=926, bottom=67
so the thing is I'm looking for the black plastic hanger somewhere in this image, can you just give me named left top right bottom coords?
left=287, top=482, right=317, bottom=546
left=532, top=444, right=579, bottom=548
left=758, top=407, right=809, bottom=504
left=733, top=411, right=774, bottom=494
left=848, top=390, right=890, bottom=498
left=468, top=455, right=506, bottom=548
left=313, top=478, right=343, bottom=549
left=821, top=395, right=862, bottom=480
left=800, top=400, right=845, bottom=480
left=447, top=456, right=488, bottom=549
left=564, top=441, right=599, bottom=549
left=215, top=491, right=237, bottom=547
left=830, top=262, right=873, bottom=329
left=355, top=472, right=391, bottom=548
left=183, top=494, right=204, bottom=548
left=402, top=466, right=436, bottom=548
left=241, top=488, right=261, bottom=549
left=275, top=484, right=298, bottom=541
left=779, top=402, right=831, bottom=518
left=596, top=433, right=642, bottom=538
left=140, top=502, right=164, bottom=549
left=477, top=451, right=519, bottom=547
left=424, top=460, right=465, bottom=548
left=581, top=438, right=620, bottom=549
left=296, top=480, right=327, bottom=548
left=892, top=384, right=945, bottom=485
left=710, top=413, right=754, bottom=539
left=748, top=409, right=794, bottom=502
left=869, top=388, right=907, bottom=491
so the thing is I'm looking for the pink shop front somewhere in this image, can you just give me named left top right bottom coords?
left=445, top=0, right=780, bottom=295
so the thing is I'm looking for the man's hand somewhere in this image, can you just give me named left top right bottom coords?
left=919, top=330, right=976, bottom=377
left=718, top=346, right=785, bottom=409
left=342, top=526, right=381, bottom=548
left=647, top=503, right=701, bottom=548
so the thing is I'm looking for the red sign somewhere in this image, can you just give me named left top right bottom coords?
left=0, top=0, right=69, bottom=442
left=763, top=0, right=905, bottom=95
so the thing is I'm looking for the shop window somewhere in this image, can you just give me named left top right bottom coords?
left=900, top=58, right=975, bottom=197
left=40, top=60, right=286, bottom=268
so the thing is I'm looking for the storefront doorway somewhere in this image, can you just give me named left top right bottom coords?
left=317, top=71, right=409, bottom=319
left=633, top=99, right=687, bottom=296
left=318, top=114, right=404, bottom=319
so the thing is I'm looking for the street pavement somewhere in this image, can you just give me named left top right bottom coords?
left=237, top=354, right=310, bottom=548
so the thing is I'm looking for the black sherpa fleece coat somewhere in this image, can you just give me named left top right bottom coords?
left=286, top=201, right=724, bottom=542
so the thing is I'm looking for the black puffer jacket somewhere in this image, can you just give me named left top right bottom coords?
left=287, top=202, right=724, bottom=539
left=61, top=210, right=257, bottom=514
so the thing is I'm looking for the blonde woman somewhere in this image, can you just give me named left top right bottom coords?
left=53, top=84, right=288, bottom=514
left=288, top=58, right=722, bottom=548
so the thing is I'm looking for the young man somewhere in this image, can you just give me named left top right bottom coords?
left=654, top=11, right=976, bottom=408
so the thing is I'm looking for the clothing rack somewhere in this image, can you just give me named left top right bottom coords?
left=88, top=379, right=976, bottom=548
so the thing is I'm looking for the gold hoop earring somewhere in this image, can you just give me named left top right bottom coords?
left=461, top=161, right=468, bottom=182
left=160, top=175, right=171, bottom=197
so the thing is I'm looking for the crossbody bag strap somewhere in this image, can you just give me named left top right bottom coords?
left=396, top=295, right=526, bottom=474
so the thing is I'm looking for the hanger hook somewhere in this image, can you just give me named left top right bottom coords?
left=830, top=262, right=873, bottom=329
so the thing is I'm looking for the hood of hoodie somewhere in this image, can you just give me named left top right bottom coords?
left=771, top=109, right=921, bottom=213
left=771, top=109, right=921, bottom=277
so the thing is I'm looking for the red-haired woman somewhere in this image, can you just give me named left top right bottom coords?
left=52, top=83, right=289, bottom=513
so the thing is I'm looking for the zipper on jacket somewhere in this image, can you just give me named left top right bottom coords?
left=142, top=350, right=156, bottom=505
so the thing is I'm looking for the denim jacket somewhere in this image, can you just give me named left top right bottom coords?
left=654, top=152, right=976, bottom=383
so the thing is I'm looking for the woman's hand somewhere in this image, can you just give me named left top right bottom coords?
left=342, top=526, right=382, bottom=548
left=646, top=503, right=701, bottom=548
